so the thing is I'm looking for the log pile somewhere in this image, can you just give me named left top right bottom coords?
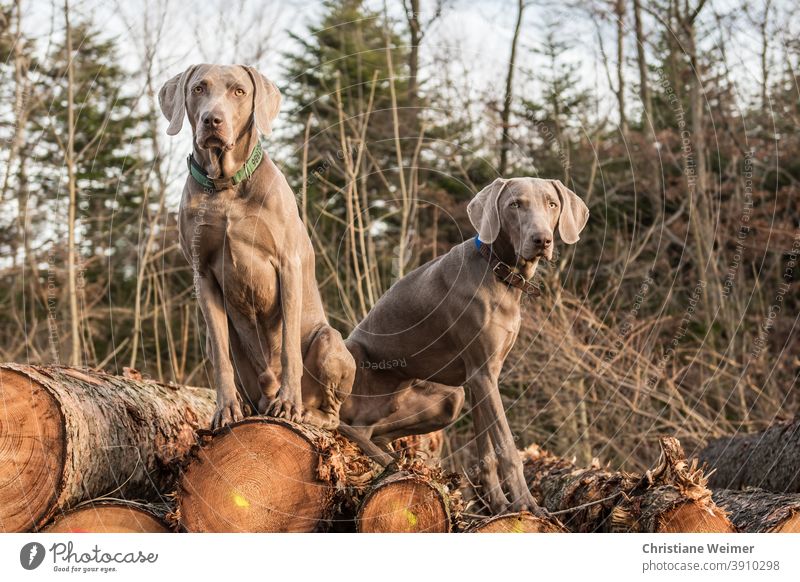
left=4, top=365, right=800, bottom=534
left=0, top=364, right=214, bottom=532
left=522, top=437, right=734, bottom=532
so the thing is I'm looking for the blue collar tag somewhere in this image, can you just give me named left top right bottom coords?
left=474, top=237, right=482, bottom=249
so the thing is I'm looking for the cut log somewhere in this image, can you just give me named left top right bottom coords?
left=357, top=472, right=450, bottom=533
left=469, top=511, right=563, bottom=533
left=43, top=501, right=170, bottom=533
left=356, top=457, right=462, bottom=533
left=712, top=489, right=800, bottom=533
left=523, top=437, right=734, bottom=533
left=0, top=364, right=215, bottom=532
left=699, top=418, right=800, bottom=493
left=176, top=417, right=379, bottom=532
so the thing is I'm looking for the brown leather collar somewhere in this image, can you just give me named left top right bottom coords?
left=475, top=238, right=541, bottom=297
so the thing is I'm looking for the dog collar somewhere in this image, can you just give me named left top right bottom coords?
left=475, top=237, right=541, bottom=297
left=187, top=141, right=264, bottom=191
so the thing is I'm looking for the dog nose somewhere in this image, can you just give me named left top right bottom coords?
left=202, top=112, right=223, bottom=127
left=532, top=234, right=553, bottom=248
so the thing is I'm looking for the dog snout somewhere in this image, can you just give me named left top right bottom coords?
left=201, top=110, right=224, bottom=128
left=531, top=232, right=553, bottom=250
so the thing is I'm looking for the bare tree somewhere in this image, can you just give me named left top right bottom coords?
left=402, top=0, right=446, bottom=111
left=499, top=0, right=525, bottom=174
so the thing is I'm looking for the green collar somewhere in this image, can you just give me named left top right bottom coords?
left=187, top=141, right=264, bottom=191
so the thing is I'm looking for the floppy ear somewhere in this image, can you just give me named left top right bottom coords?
left=242, top=66, right=282, bottom=136
left=552, top=180, right=589, bottom=244
left=158, top=66, right=197, bottom=136
left=467, top=178, right=508, bottom=244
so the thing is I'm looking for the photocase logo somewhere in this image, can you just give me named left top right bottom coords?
left=20, top=542, right=46, bottom=570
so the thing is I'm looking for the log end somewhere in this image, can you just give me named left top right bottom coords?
left=659, top=502, right=736, bottom=533
left=471, top=511, right=564, bottom=533
left=178, top=418, right=334, bottom=532
left=43, top=503, right=170, bottom=533
left=0, top=369, right=64, bottom=532
left=357, top=475, right=450, bottom=533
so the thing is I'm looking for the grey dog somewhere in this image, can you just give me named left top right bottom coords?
left=342, top=177, right=589, bottom=512
left=159, top=64, right=355, bottom=431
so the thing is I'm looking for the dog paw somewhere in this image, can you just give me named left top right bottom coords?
left=506, top=492, right=545, bottom=516
left=211, top=399, right=244, bottom=430
left=302, top=408, right=340, bottom=430
left=263, top=397, right=304, bottom=423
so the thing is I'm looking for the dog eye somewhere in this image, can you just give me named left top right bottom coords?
left=235, top=88, right=246, bottom=96
left=509, top=201, right=520, bottom=209
left=193, top=86, right=203, bottom=94
left=549, top=202, right=558, bottom=209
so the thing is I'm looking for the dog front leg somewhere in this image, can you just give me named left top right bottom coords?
left=198, top=275, right=243, bottom=429
left=265, top=256, right=304, bottom=422
left=478, top=377, right=541, bottom=515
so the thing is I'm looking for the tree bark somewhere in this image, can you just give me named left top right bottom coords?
left=176, top=418, right=380, bottom=532
left=699, top=418, right=800, bottom=493
left=523, top=437, right=734, bottom=532
left=712, top=488, right=800, bottom=533
left=43, top=501, right=171, bottom=533
left=0, top=364, right=215, bottom=532
left=499, top=0, right=524, bottom=175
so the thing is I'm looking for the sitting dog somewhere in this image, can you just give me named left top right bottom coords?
left=159, top=64, right=355, bottom=430
left=342, top=177, right=589, bottom=512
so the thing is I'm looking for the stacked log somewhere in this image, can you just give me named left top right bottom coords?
left=523, top=437, right=734, bottom=533
left=699, top=418, right=800, bottom=492
left=712, top=489, right=800, bottom=533
left=43, top=501, right=171, bottom=533
left=0, top=364, right=215, bottom=532
left=355, top=458, right=462, bottom=533
left=175, top=418, right=380, bottom=532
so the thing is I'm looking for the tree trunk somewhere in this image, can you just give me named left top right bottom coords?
left=699, top=418, right=800, bottom=493
left=712, top=489, right=800, bottom=533
left=64, top=0, right=81, bottom=366
left=406, top=0, right=420, bottom=111
left=615, top=0, right=628, bottom=134
left=176, top=418, right=380, bottom=532
left=468, top=511, right=563, bottom=533
left=0, top=364, right=215, bottom=532
left=498, top=0, right=524, bottom=175
left=523, top=437, right=734, bottom=532
left=632, top=0, right=651, bottom=126
left=43, top=501, right=171, bottom=533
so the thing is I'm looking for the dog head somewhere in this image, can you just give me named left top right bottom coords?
left=467, top=177, right=589, bottom=261
left=158, top=64, right=281, bottom=150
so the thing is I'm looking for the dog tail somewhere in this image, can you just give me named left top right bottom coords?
left=336, top=422, right=396, bottom=466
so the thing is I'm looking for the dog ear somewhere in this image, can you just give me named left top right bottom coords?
left=467, top=178, right=508, bottom=244
left=552, top=180, right=589, bottom=244
left=159, top=66, right=197, bottom=136
left=242, top=66, right=282, bottom=136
